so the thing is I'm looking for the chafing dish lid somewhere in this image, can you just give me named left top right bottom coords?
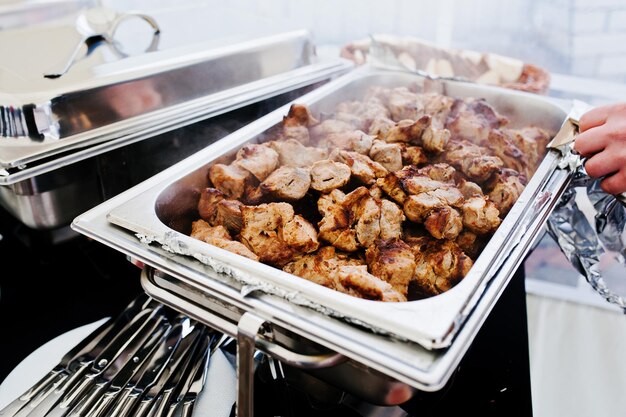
left=0, top=4, right=322, bottom=169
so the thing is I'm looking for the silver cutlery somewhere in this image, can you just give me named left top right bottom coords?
left=0, top=294, right=150, bottom=417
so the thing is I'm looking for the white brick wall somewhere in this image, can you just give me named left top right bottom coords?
left=572, top=10, right=608, bottom=32
left=597, top=54, right=626, bottom=76
left=575, top=0, right=626, bottom=10
left=608, top=9, right=626, bottom=32
left=572, top=33, right=626, bottom=56
left=570, top=57, right=598, bottom=76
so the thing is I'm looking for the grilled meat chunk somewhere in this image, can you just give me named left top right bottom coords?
left=283, top=246, right=363, bottom=292
left=337, top=265, right=407, bottom=302
left=406, top=236, right=473, bottom=297
left=310, top=160, right=351, bottom=193
left=209, top=163, right=251, bottom=199
left=197, top=187, right=244, bottom=233
left=417, top=163, right=456, bottom=183
left=369, top=140, right=403, bottom=172
left=366, top=238, right=416, bottom=297
left=330, top=150, right=388, bottom=185
left=455, top=230, right=486, bottom=260
left=318, top=187, right=402, bottom=251
left=235, top=144, right=279, bottom=182
left=485, top=168, right=526, bottom=216
left=445, top=98, right=508, bottom=144
left=444, top=140, right=504, bottom=183
left=240, top=202, right=319, bottom=266
left=461, top=196, right=501, bottom=234
left=487, top=127, right=549, bottom=178
left=380, top=199, right=405, bottom=239
left=261, top=166, right=311, bottom=201
left=401, top=145, right=428, bottom=166
left=268, top=139, right=328, bottom=168
left=310, top=119, right=354, bottom=141
left=198, top=187, right=225, bottom=223
left=190, top=220, right=258, bottom=261
left=318, top=130, right=374, bottom=154
left=368, top=117, right=396, bottom=138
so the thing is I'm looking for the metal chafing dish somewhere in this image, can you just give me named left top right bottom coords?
left=0, top=8, right=352, bottom=229
left=72, top=66, right=574, bottom=405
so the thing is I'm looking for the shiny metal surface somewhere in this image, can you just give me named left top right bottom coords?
left=72, top=66, right=574, bottom=392
left=0, top=160, right=101, bottom=229
left=0, top=31, right=351, bottom=229
left=0, top=24, right=351, bottom=171
left=43, top=7, right=160, bottom=79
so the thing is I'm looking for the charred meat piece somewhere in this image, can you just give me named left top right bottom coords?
left=317, top=190, right=359, bottom=252
left=310, top=119, right=354, bottom=141
left=401, top=145, right=428, bottom=166
left=457, top=179, right=484, bottom=199
left=424, top=206, right=463, bottom=240
left=240, top=202, right=319, bottom=266
left=268, top=139, right=328, bottom=168
left=197, top=188, right=244, bottom=233
left=330, top=150, right=388, bottom=185
left=377, top=172, right=408, bottom=205
left=387, top=87, right=422, bottom=121
left=369, top=140, right=403, bottom=172
left=485, top=168, right=526, bottom=216
left=283, top=246, right=363, bottom=292
left=209, top=163, right=252, bottom=199
left=406, top=236, right=473, bottom=297
left=461, top=196, right=501, bottom=234
left=318, top=130, right=374, bottom=154
left=445, top=98, right=508, bottom=144
left=318, top=187, right=402, bottom=251
left=417, top=163, right=456, bottom=183
left=508, top=126, right=550, bottom=173
left=444, top=140, right=504, bottom=183
left=310, top=160, right=351, bottom=193
left=382, top=117, right=450, bottom=154
left=455, top=230, right=486, bottom=260
left=260, top=166, right=311, bottom=201
left=368, top=117, right=396, bottom=139
left=488, top=127, right=550, bottom=178
left=380, top=199, right=405, bottom=239
left=366, top=238, right=416, bottom=297
left=396, top=167, right=464, bottom=207
left=487, top=129, right=526, bottom=176
left=198, top=187, right=225, bottom=223
left=404, top=193, right=463, bottom=240
left=281, top=104, right=319, bottom=144
left=235, top=144, right=279, bottom=182
left=334, top=99, right=391, bottom=131
left=337, top=265, right=407, bottom=302
left=190, top=220, right=258, bottom=261
left=283, top=103, right=319, bottom=127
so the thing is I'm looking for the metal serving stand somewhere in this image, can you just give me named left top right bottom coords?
left=71, top=66, right=577, bottom=417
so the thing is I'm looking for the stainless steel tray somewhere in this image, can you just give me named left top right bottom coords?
left=0, top=25, right=351, bottom=174
left=72, top=66, right=573, bottom=390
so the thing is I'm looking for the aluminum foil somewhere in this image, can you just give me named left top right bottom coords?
left=546, top=167, right=626, bottom=312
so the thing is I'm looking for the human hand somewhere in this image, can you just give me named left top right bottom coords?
left=574, top=103, right=626, bottom=195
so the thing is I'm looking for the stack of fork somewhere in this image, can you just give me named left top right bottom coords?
left=0, top=294, right=225, bottom=417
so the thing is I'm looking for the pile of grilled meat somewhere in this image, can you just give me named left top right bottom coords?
left=190, top=85, right=551, bottom=302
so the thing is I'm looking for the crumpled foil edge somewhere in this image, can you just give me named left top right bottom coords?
left=135, top=231, right=411, bottom=342
left=546, top=168, right=626, bottom=312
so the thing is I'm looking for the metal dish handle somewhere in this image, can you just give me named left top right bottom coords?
left=139, top=267, right=347, bottom=368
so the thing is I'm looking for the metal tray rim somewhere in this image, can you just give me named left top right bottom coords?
left=76, top=66, right=573, bottom=349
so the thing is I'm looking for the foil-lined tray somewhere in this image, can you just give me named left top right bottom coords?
left=0, top=11, right=351, bottom=175
left=72, top=66, right=575, bottom=390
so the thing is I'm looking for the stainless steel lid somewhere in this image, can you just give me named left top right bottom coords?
left=0, top=4, right=352, bottom=179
